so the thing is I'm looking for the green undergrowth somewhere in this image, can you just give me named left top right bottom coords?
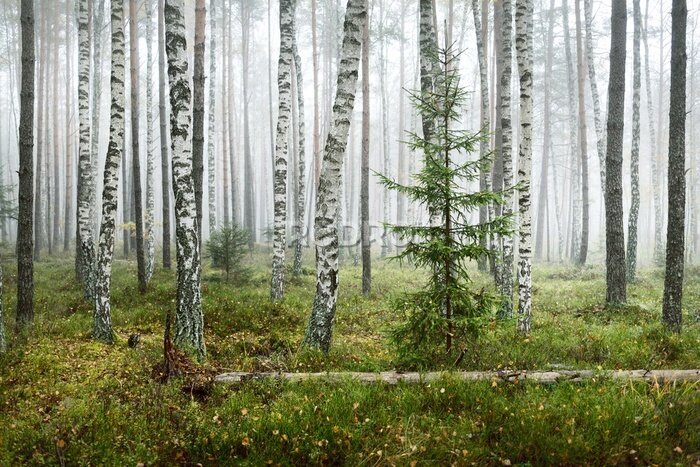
left=0, top=254, right=699, bottom=464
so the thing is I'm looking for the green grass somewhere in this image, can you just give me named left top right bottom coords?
left=0, top=254, right=699, bottom=464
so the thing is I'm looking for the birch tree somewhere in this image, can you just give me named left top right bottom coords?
left=207, top=0, right=217, bottom=234
left=303, top=0, right=366, bottom=353
left=94, top=0, right=126, bottom=343
left=499, top=0, right=514, bottom=317
left=604, top=0, right=627, bottom=306
left=34, top=9, right=47, bottom=261
left=662, top=0, right=687, bottom=332
left=77, top=0, right=96, bottom=299
left=146, top=0, right=156, bottom=282
left=16, top=0, right=34, bottom=327
left=515, top=0, right=533, bottom=333
left=165, top=0, right=205, bottom=359
left=583, top=0, right=606, bottom=192
left=575, top=0, right=589, bottom=265
left=292, top=39, right=307, bottom=276
left=562, top=0, right=579, bottom=260
left=627, top=0, right=641, bottom=281
left=270, top=0, right=295, bottom=301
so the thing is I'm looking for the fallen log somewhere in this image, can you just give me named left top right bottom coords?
left=215, top=369, right=700, bottom=385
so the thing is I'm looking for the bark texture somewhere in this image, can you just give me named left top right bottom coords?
left=575, top=0, right=589, bottom=266
left=361, top=3, right=370, bottom=295
left=292, top=40, right=307, bottom=276
left=270, top=0, right=295, bottom=300
left=158, top=0, right=172, bottom=269
left=515, top=0, right=533, bottom=333
left=627, top=0, right=641, bottom=282
left=130, top=0, right=147, bottom=293
left=583, top=0, right=606, bottom=193
left=165, top=0, right=206, bottom=359
left=304, top=0, right=366, bottom=352
left=94, top=0, right=126, bottom=344
left=146, top=0, right=156, bottom=282
left=662, top=0, right=686, bottom=332
left=207, top=0, right=217, bottom=234
left=604, top=0, right=627, bottom=306
left=192, top=0, right=206, bottom=244
left=17, top=0, right=34, bottom=327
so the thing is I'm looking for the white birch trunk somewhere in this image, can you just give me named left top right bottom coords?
left=145, top=0, right=155, bottom=282
left=516, top=0, right=533, bottom=333
left=77, top=0, right=95, bottom=300
left=207, top=0, right=217, bottom=234
left=304, top=0, right=366, bottom=353
left=626, top=0, right=641, bottom=281
left=292, top=39, right=307, bottom=276
left=270, top=0, right=295, bottom=300
left=499, top=0, right=515, bottom=318
left=583, top=0, right=606, bottom=194
left=165, top=0, right=205, bottom=359
left=94, top=0, right=126, bottom=343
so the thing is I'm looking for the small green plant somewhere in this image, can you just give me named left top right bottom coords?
left=206, top=225, right=251, bottom=283
left=378, top=46, right=511, bottom=361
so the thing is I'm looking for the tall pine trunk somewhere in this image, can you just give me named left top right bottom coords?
left=241, top=1, right=255, bottom=247
left=534, top=0, right=554, bottom=261
left=64, top=0, right=74, bottom=252
left=34, top=8, right=47, bottom=261
left=575, top=0, right=589, bottom=265
left=130, top=0, right=147, bottom=293
left=94, top=0, right=126, bottom=343
left=17, top=0, right=35, bottom=326
left=662, top=0, right=687, bottom=332
left=158, top=0, right=172, bottom=269
left=270, top=0, right=296, bottom=300
left=165, top=0, right=206, bottom=359
left=604, top=0, right=627, bottom=306
left=516, top=0, right=533, bottom=333
left=627, top=0, right=641, bottom=281
left=304, top=0, right=366, bottom=352
left=192, top=0, right=206, bottom=245
left=361, top=0, right=370, bottom=295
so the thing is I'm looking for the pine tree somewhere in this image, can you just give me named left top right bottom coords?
left=17, top=0, right=35, bottom=327
left=379, top=46, right=510, bottom=357
left=662, top=0, right=687, bottom=332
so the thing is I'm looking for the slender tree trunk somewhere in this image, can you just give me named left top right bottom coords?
left=604, top=0, right=627, bottom=306
left=662, top=0, right=687, bottom=332
left=627, top=0, right=641, bottom=281
left=94, top=0, right=126, bottom=343
left=516, top=0, right=533, bottom=333
left=207, top=0, right=218, bottom=234
left=192, top=0, right=206, bottom=249
left=361, top=0, right=370, bottom=295
left=221, top=4, right=230, bottom=226
left=396, top=0, right=407, bottom=231
left=16, top=0, right=34, bottom=327
left=491, top=0, right=503, bottom=277
left=292, top=40, right=307, bottom=276
left=77, top=0, right=96, bottom=299
left=146, top=0, right=156, bottom=282
left=34, top=8, right=47, bottom=261
left=473, top=0, right=491, bottom=271
left=562, top=0, right=579, bottom=262
left=165, top=0, right=206, bottom=359
left=575, top=0, right=589, bottom=265
left=583, top=0, right=606, bottom=195
left=271, top=0, right=295, bottom=300
left=644, top=0, right=663, bottom=266
left=534, top=0, right=553, bottom=262
left=304, top=0, right=366, bottom=352
left=130, top=0, right=147, bottom=293
left=499, top=0, right=514, bottom=317
left=312, top=0, right=321, bottom=189
left=52, top=22, right=61, bottom=252
left=241, top=2, right=255, bottom=247
left=90, top=0, right=105, bottom=240
left=64, top=0, right=74, bottom=253
left=158, top=0, right=172, bottom=269
left=267, top=0, right=276, bottom=198
left=122, top=123, right=130, bottom=258
left=227, top=4, right=240, bottom=227
left=379, top=0, right=391, bottom=258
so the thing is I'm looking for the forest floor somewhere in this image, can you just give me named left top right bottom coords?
left=1, top=252, right=699, bottom=465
